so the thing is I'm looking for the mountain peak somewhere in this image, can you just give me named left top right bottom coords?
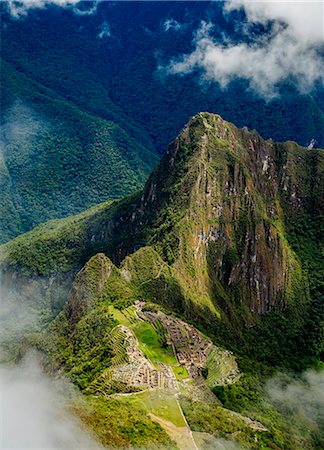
left=133, top=112, right=316, bottom=318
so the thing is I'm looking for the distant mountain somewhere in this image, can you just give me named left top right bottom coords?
left=3, top=1, right=324, bottom=152
left=1, top=1, right=324, bottom=242
left=0, top=60, right=158, bottom=243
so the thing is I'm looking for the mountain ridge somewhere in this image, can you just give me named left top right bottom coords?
left=1, top=112, right=322, bottom=370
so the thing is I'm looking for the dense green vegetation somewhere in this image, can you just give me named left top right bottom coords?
left=1, top=4, right=323, bottom=448
left=181, top=397, right=267, bottom=449
left=0, top=60, right=158, bottom=243
left=2, top=114, right=322, bottom=372
left=26, top=305, right=117, bottom=389
left=26, top=251, right=182, bottom=391
left=25, top=245, right=322, bottom=449
left=0, top=192, right=141, bottom=277
left=212, top=372, right=324, bottom=450
left=2, top=1, right=324, bottom=156
left=72, top=396, right=176, bottom=449
left=0, top=200, right=113, bottom=275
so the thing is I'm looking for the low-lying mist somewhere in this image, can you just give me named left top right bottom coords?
left=0, top=274, right=102, bottom=449
left=266, top=369, right=324, bottom=432
left=0, top=98, right=107, bottom=448
left=0, top=279, right=52, bottom=363
left=0, top=352, right=102, bottom=449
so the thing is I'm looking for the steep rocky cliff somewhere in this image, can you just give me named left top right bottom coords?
left=134, top=113, right=309, bottom=318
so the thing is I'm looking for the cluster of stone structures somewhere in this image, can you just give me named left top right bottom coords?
left=113, top=361, right=176, bottom=390
left=104, top=303, right=239, bottom=393
left=112, top=326, right=177, bottom=390
left=142, top=310, right=213, bottom=380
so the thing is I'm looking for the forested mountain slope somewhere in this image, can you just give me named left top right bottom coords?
left=2, top=1, right=324, bottom=153
left=0, top=60, right=158, bottom=243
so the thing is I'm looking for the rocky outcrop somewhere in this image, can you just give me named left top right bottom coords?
left=66, top=253, right=113, bottom=326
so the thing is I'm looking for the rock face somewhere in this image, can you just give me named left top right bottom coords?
left=145, top=114, right=309, bottom=317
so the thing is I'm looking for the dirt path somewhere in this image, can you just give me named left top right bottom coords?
left=149, top=412, right=198, bottom=450
left=139, top=261, right=166, bottom=286
left=175, top=395, right=199, bottom=450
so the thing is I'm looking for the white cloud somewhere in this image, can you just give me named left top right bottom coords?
left=6, top=0, right=98, bottom=18
left=167, top=1, right=324, bottom=98
left=73, top=1, right=99, bottom=17
left=267, top=369, right=324, bottom=427
left=163, top=18, right=183, bottom=32
left=0, top=353, right=103, bottom=449
left=98, top=20, right=111, bottom=39
left=225, top=0, right=324, bottom=44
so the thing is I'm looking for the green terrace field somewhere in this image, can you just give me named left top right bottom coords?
left=118, top=390, right=186, bottom=428
left=172, top=366, right=190, bottom=381
left=109, top=306, right=178, bottom=367
left=134, top=322, right=178, bottom=367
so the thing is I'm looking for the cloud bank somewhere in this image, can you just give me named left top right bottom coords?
left=163, top=18, right=183, bottom=32
left=0, top=353, right=102, bottom=449
left=267, top=369, right=324, bottom=428
left=6, top=0, right=98, bottom=18
left=168, top=0, right=324, bottom=97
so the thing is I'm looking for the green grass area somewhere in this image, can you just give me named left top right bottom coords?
left=72, top=395, right=177, bottom=449
left=109, top=305, right=132, bottom=327
left=109, top=305, right=178, bottom=368
left=172, top=365, right=190, bottom=380
left=118, top=390, right=187, bottom=428
left=133, top=322, right=178, bottom=366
